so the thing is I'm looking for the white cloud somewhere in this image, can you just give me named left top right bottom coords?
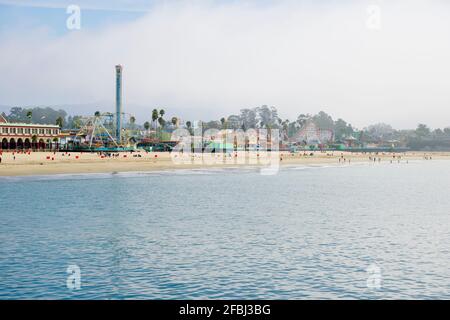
left=1, top=0, right=450, bottom=128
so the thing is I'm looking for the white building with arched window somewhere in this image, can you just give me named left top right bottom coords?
left=0, top=114, right=61, bottom=150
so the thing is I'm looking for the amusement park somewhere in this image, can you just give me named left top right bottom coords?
left=60, top=65, right=176, bottom=153
left=0, top=64, right=426, bottom=155
left=63, top=65, right=141, bottom=152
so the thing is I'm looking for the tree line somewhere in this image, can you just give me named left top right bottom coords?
left=2, top=106, right=450, bottom=149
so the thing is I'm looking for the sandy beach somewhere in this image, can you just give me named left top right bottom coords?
left=0, top=150, right=449, bottom=177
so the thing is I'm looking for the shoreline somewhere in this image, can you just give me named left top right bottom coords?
left=0, top=151, right=449, bottom=177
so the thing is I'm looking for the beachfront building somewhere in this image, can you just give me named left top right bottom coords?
left=0, top=114, right=61, bottom=150
left=290, top=121, right=334, bottom=146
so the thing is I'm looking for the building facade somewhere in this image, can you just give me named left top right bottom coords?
left=290, top=121, right=334, bottom=145
left=0, top=114, right=61, bottom=150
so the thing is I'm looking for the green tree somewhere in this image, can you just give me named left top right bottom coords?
left=127, top=116, right=136, bottom=133
left=334, top=118, right=354, bottom=141
left=281, top=119, right=290, bottom=139
left=144, top=121, right=150, bottom=137
left=257, top=105, right=278, bottom=129
left=415, top=124, right=430, bottom=138
left=227, top=115, right=241, bottom=129
left=240, top=108, right=257, bottom=129
left=158, top=110, right=165, bottom=129
left=433, top=128, right=444, bottom=137
left=8, top=107, right=25, bottom=122
left=313, top=111, right=334, bottom=130
left=26, top=110, right=33, bottom=123
left=56, top=116, right=64, bottom=128
left=158, top=117, right=166, bottom=129
left=7, top=107, right=66, bottom=124
left=203, top=120, right=221, bottom=131
left=152, top=109, right=159, bottom=129
left=296, top=114, right=311, bottom=128
left=72, top=116, right=83, bottom=129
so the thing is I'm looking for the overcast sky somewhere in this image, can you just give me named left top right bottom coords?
left=0, top=0, right=449, bottom=129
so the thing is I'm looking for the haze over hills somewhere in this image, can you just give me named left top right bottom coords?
left=0, top=103, right=222, bottom=126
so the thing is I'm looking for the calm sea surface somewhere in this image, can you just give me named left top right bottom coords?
left=1, top=160, right=450, bottom=299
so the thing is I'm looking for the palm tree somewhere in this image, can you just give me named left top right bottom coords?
left=129, top=116, right=136, bottom=130
left=158, top=117, right=166, bottom=139
left=186, top=121, right=192, bottom=134
left=144, top=121, right=150, bottom=137
left=282, top=119, right=289, bottom=139
left=26, top=110, right=33, bottom=123
left=220, top=117, right=226, bottom=129
left=56, top=116, right=64, bottom=128
left=158, top=117, right=166, bottom=129
left=152, top=109, right=159, bottom=130
left=158, top=109, right=165, bottom=136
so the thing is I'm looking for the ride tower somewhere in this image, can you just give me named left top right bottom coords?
left=115, top=65, right=123, bottom=144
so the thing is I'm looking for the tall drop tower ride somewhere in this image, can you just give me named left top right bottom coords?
left=115, top=65, right=123, bottom=143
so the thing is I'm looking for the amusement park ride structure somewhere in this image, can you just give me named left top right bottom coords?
left=76, top=112, right=117, bottom=149
left=75, top=112, right=139, bottom=150
left=72, top=65, right=140, bottom=151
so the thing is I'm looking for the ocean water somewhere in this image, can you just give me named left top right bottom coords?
left=1, top=160, right=450, bottom=299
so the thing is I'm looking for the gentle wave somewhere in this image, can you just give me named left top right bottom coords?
left=1, top=160, right=450, bottom=299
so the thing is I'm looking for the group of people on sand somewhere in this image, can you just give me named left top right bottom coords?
left=338, top=154, right=351, bottom=163
left=96, top=151, right=158, bottom=160
left=98, top=152, right=122, bottom=159
left=368, top=156, right=382, bottom=162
